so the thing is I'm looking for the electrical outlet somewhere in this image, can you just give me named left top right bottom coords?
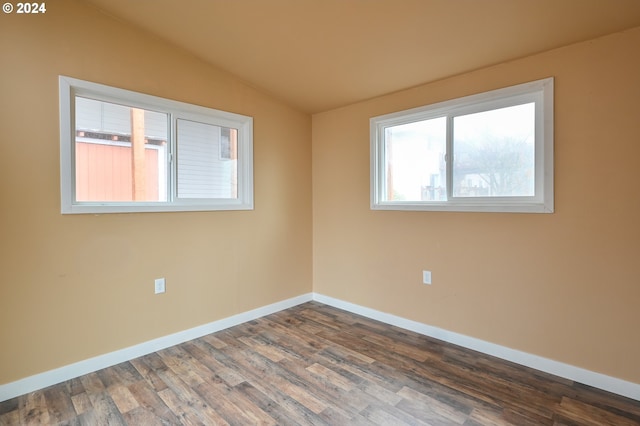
left=422, top=270, right=432, bottom=285
left=154, top=278, right=166, bottom=294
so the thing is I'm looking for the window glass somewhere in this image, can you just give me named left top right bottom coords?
left=370, top=78, right=553, bottom=213
left=452, top=103, right=535, bottom=198
left=384, top=117, right=446, bottom=202
left=75, top=97, right=168, bottom=202
left=176, top=119, right=237, bottom=199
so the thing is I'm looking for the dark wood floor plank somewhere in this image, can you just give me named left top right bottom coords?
left=233, top=379, right=326, bottom=426
left=70, top=392, right=92, bottom=416
left=212, top=330, right=330, bottom=417
left=256, top=317, right=334, bottom=363
left=306, top=362, right=358, bottom=392
left=66, top=377, right=87, bottom=399
left=183, top=339, right=247, bottom=387
left=108, top=384, right=139, bottom=415
left=129, top=350, right=173, bottom=397
left=200, top=377, right=279, bottom=426
left=122, top=405, right=172, bottom=426
left=127, top=379, right=182, bottom=424
left=359, top=404, right=419, bottom=426
left=43, top=384, right=76, bottom=424
left=297, top=308, right=345, bottom=331
left=79, top=372, right=106, bottom=394
left=0, top=409, right=20, bottom=425
left=83, top=389, right=127, bottom=425
left=19, top=390, right=51, bottom=424
left=2, top=302, right=639, bottom=425
left=156, top=346, right=209, bottom=388
left=237, top=335, right=288, bottom=363
left=567, top=382, right=640, bottom=419
left=396, top=385, right=471, bottom=425
left=316, top=325, right=505, bottom=416
left=156, top=369, right=229, bottom=425
left=350, top=322, right=441, bottom=363
left=465, top=405, right=512, bottom=426
left=209, top=338, right=332, bottom=425
left=156, top=386, right=222, bottom=426
left=275, top=356, right=366, bottom=419
left=555, top=396, right=640, bottom=426
left=501, top=407, right=555, bottom=426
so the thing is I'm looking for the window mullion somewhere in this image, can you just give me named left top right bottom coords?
left=445, top=115, right=453, bottom=202
left=168, top=113, right=177, bottom=203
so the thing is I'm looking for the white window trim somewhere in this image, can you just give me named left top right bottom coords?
left=59, top=76, right=254, bottom=214
left=370, top=77, right=554, bottom=213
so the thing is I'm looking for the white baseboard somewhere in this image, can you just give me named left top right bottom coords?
left=312, top=293, right=640, bottom=402
left=3, top=292, right=638, bottom=403
left=0, top=293, right=313, bottom=403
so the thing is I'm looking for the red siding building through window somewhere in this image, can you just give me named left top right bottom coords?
left=75, top=142, right=160, bottom=202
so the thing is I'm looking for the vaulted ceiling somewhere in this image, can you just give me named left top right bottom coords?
left=84, top=0, right=640, bottom=113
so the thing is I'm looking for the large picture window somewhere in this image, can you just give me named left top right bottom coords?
left=370, top=78, right=553, bottom=213
left=59, top=76, right=253, bottom=214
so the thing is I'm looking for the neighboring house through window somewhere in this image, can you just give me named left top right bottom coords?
left=59, top=76, right=253, bottom=214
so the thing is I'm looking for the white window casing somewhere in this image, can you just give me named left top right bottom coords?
left=59, top=76, right=253, bottom=214
left=370, top=78, right=554, bottom=213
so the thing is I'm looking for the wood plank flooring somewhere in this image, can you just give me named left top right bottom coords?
left=1, top=302, right=639, bottom=425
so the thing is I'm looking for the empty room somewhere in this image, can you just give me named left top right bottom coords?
left=1, top=0, right=640, bottom=424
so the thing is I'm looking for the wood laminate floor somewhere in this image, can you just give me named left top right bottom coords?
left=1, top=302, right=639, bottom=425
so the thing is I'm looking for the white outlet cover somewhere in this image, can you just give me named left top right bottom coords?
left=422, top=271, right=432, bottom=285
left=154, top=278, right=166, bottom=294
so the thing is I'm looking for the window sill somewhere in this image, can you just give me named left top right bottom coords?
left=371, top=201, right=553, bottom=214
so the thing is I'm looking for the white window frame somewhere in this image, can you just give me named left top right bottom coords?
left=370, top=77, right=554, bottom=213
left=59, top=76, right=253, bottom=214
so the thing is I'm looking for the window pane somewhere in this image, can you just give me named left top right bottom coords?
left=452, top=103, right=535, bottom=197
left=385, top=117, right=446, bottom=201
left=75, top=97, right=168, bottom=202
left=176, top=119, right=238, bottom=199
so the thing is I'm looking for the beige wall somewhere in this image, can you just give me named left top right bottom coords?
left=2, top=0, right=639, bottom=391
left=0, top=0, right=312, bottom=385
left=313, top=27, right=640, bottom=384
